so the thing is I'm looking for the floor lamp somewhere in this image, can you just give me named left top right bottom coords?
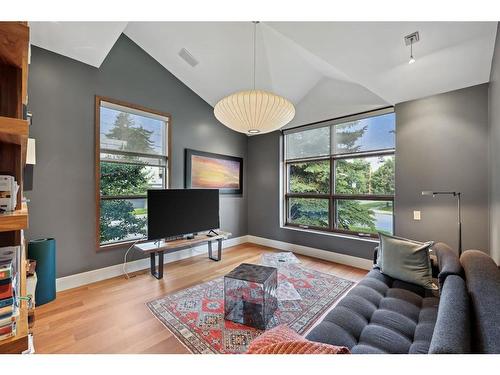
left=421, top=191, right=462, bottom=256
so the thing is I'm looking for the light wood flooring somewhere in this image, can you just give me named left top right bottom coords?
left=33, top=243, right=367, bottom=354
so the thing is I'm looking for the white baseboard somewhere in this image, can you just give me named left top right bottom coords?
left=246, top=235, right=373, bottom=270
left=56, top=235, right=250, bottom=292
left=56, top=234, right=371, bottom=292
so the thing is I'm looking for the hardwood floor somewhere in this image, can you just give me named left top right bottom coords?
left=32, top=243, right=367, bottom=354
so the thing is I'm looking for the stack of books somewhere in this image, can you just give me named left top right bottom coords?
left=0, top=246, right=20, bottom=341
left=0, top=175, right=19, bottom=213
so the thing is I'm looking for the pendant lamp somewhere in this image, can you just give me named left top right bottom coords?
left=214, top=22, right=295, bottom=135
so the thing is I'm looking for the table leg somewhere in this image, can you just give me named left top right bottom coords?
left=150, top=251, right=164, bottom=279
left=208, top=241, right=213, bottom=259
left=208, top=239, right=222, bottom=261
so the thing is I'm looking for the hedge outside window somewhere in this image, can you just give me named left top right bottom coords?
left=95, top=97, right=170, bottom=248
left=283, top=109, right=395, bottom=238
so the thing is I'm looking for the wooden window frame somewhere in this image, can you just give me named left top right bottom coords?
left=283, top=109, right=395, bottom=239
left=95, top=96, right=172, bottom=250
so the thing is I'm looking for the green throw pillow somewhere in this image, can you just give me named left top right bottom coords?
left=378, top=233, right=436, bottom=290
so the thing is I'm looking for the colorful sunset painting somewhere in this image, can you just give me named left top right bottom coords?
left=190, top=155, right=241, bottom=189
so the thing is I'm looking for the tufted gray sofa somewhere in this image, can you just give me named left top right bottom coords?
left=306, top=242, right=471, bottom=354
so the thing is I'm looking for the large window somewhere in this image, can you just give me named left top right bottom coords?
left=95, top=97, right=170, bottom=248
left=283, top=109, right=395, bottom=238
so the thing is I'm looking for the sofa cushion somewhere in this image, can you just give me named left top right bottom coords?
left=461, top=250, right=500, bottom=354
left=306, top=269, right=440, bottom=354
left=378, top=233, right=435, bottom=289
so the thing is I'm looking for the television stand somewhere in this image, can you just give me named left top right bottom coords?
left=134, top=231, right=231, bottom=280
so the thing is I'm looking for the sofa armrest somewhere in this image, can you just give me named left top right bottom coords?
left=428, top=275, right=470, bottom=353
left=432, top=242, right=463, bottom=288
left=461, top=250, right=500, bottom=354
left=430, top=253, right=439, bottom=278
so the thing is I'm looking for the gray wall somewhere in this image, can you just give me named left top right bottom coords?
left=489, top=23, right=500, bottom=264
left=395, top=84, right=489, bottom=253
left=26, top=35, right=248, bottom=278
left=247, top=84, right=490, bottom=260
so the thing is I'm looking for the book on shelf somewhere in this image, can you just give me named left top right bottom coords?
left=0, top=246, right=20, bottom=303
left=0, top=278, right=13, bottom=301
left=0, top=297, right=14, bottom=309
left=0, top=175, right=19, bottom=213
left=0, top=304, right=13, bottom=318
left=0, top=247, right=19, bottom=269
left=0, top=305, right=18, bottom=340
left=0, top=308, right=18, bottom=327
left=0, top=261, right=13, bottom=281
left=0, top=246, right=21, bottom=342
left=0, top=321, right=16, bottom=341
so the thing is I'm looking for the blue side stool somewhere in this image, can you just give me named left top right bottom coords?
left=28, top=238, right=56, bottom=305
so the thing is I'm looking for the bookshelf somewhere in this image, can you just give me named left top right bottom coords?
left=0, top=21, right=30, bottom=354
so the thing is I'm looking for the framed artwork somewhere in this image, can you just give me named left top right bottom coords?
left=185, top=149, right=243, bottom=195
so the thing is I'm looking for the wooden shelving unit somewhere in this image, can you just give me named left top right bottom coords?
left=0, top=21, right=31, bottom=354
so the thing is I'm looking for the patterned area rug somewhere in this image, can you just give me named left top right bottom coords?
left=147, top=264, right=354, bottom=354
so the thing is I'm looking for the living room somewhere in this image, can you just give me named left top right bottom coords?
left=1, top=0, right=500, bottom=372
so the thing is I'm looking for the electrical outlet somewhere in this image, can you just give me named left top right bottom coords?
left=413, top=210, right=421, bottom=221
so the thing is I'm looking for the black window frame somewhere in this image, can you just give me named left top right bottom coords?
left=282, top=107, right=395, bottom=239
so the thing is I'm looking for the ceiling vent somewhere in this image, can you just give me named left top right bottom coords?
left=404, top=31, right=420, bottom=46
left=178, top=48, right=199, bottom=67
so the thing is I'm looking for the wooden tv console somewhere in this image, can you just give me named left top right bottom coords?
left=134, top=231, right=231, bottom=279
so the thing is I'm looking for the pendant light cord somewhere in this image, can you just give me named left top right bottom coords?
left=253, top=21, right=258, bottom=90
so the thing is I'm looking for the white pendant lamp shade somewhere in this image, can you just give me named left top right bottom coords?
left=214, top=89, right=295, bottom=134
left=215, top=22, right=295, bottom=135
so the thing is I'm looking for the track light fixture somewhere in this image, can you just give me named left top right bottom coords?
left=404, top=31, right=420, bottom=65
left=409, top=40, right=416, bottom=64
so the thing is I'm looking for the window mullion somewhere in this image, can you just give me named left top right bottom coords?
left=100, top=159, right=167, bottom=168
left=330, top=156, right=334, bottom=230
left=101, top=148, right=167, bottom=159
left=330, top=124, right=335, bottom=231
left=333, top=148, right=395, bottom=160
left=101, top=195, right=147, bottom=200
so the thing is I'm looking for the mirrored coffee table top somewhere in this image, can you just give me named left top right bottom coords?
left=224, top=263, right=277, bottom=283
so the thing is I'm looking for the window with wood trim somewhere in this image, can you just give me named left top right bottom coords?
left=283, top=109, right=395, bottom=238
left=95, top=97, right=171, bottom=248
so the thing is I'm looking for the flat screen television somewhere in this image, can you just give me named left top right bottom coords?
left=147, top=189, right=220, bottom=241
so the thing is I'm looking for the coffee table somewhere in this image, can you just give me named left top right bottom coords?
left=224, top=263, right=278, bottom=329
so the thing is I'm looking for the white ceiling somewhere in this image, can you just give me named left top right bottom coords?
left=30, top=22, right=128, bottom=67
left=29, top=21, right=498, bottom=128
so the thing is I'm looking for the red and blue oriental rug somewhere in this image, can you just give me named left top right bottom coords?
left=146, top=263, right=354, bottom=354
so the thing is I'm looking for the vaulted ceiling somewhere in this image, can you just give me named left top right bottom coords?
left=29, top=21, right=497, bottom=128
